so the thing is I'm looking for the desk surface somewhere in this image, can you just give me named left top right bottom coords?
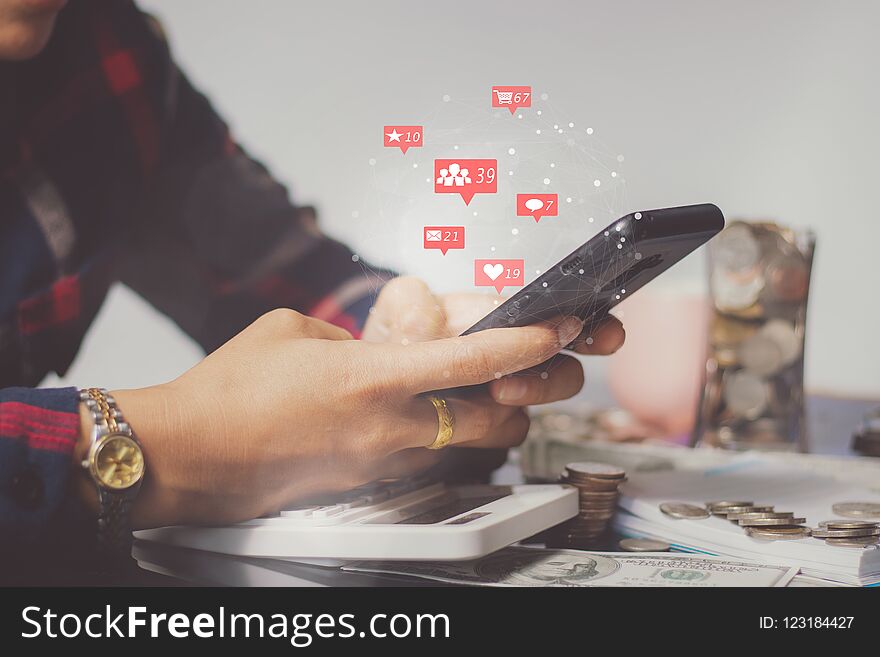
left=6, top=395, right=878, bottom=586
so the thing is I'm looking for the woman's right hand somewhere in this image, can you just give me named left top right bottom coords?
left=91, top=308, right=584, bottom=528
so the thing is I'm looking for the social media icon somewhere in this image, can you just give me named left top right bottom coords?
left=474, top=259, right=525, bottom=293
left=516, top=193, right=558, bottom=222
left=491, top=86, right=532, bottom=115
left=383, top=125, right=423, bottom=154
left=434, top=159, right=497, bottom=205
left=423, top=226, right=465, bottom=255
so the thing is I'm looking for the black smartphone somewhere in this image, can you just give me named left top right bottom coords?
left=461, top=203, right=725, bottom=338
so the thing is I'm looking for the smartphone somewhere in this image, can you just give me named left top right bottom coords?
left=461, top=203, right=725, bottom=338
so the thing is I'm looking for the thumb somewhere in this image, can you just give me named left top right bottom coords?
left=394, top=316, right=584, bottom=393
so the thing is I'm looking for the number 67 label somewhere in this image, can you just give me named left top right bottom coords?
left=434, top=159, right=497, bottom=205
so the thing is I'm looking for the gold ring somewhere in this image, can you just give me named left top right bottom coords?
left=426, top=395, right=455, bottom=450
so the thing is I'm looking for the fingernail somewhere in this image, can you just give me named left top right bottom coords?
left=496, top=377, right=528, bottom=402
left=610, top=327, right=626, bottom=353
left=557, top=317, right=583, bottom=346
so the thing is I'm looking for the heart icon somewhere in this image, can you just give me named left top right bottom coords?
left=483, top=263, right=504, bottom=280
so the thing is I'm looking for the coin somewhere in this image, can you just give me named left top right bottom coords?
left=619, top=538, right=671, bottom=552
left=818, top=520, right=879, bottom=530
left=738, top=333, right=784, bottom=377
left=745, top=526, right=812, bottom=540
left=811, top=527, right=880, bottom=538
left=714, top=505, right=774, bottom=516
left=722, top=370, right=770, bottom=419
left=711, top=315, right=758, bottom=347
left=766, top=252, right=810, bottom=303
left=738, top=517, right=807, bottom=527
left=707, top=500, right=753, bottom=510
left=824, top=537, right=879, bottom=548
left=659, top=503, right=711, bottom=519
left=713, top=222, right=761, bottom=273
left=760, top=319, right=801, bottom=365
left=726, top=511, right=791, bottom=521
left=565, top=462, right=626, bottom=480
left=712, top=272, right=765, bottom=313
left=831, top=502, right=880, bottom=519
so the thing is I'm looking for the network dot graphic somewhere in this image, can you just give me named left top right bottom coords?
left=346, top=89, right=629, bottom=382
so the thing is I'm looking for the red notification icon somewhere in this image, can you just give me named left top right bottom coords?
left=516, top=193, right=558, bottom=223
left=423, top=226, right=465, bottom=255
left=474, top=259, right=525, bottom=294
left=434, top=159, right=497, bottom=205
left=491, top=86, right=532, bottom=115
left=383, top=125, right=423, bottom=154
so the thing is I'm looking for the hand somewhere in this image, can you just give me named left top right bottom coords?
left=362, top=276, right=626, bottom=406
left=84, top=308, right=585, bottom=528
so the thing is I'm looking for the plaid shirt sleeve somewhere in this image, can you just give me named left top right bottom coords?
left=0, top=387, right=80, bottom=545
left=117, top=20, right=393, bottom=353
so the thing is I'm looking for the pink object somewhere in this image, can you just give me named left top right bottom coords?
left=423, top=226, right=465, bottom=255
left=474, top=259, right=525, bottom=294
left=516, top=193, right=558, bottom=223
left=607, top=292, right=710, bottom=438
left=434, top=159, right=497, bottom=205
left=491, top=86, right=532, bottom=115
left=383, top=125, right=423, bottom=154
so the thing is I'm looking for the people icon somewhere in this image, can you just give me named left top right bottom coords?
left=436, top=162, right=472, bottom=187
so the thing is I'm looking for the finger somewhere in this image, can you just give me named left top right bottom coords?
left=488, top=354, right=585, bottom=406
left=392, top=390, right=520, bottom=450
left=372, top=448, right=443, bottom=480
left=361, top=276, right=448, bottom=343
left=256, top=308, right=354, bottom=341
left=396, top=316, right=584, bottom=393
left=439, top=292, right=505, bottom=335
left=569, top=315, right=625, bottom=355
left=454, top=408, right=531, bottom=449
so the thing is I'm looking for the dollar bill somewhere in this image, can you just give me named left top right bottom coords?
left=344, top=546, right=797, bottom=587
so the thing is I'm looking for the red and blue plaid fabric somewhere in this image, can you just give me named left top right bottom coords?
left=0, top=0, right=390, bottom=547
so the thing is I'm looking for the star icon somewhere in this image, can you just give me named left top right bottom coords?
left=385, top=128, right=402, bottom=143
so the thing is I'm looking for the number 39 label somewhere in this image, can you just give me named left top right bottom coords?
left=474, top=259, right=525, bottom=294
left=423, top=226, right=465, bottom=255
left=434, top=159, right=497, bottom=205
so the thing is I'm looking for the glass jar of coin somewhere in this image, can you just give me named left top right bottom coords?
left=693, top=219, right=815, bottom=452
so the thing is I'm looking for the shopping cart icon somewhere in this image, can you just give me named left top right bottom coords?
left=491, top=86, right=531, bottom=114
left=493, top=89, right=514, bottom=105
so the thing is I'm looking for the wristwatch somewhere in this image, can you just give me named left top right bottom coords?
left=79, top=388, right=145, bottom=559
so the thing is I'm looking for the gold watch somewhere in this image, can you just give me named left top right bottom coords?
left=79, top=388, right=145, bottom=559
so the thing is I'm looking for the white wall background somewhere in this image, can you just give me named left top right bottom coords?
left=48, top=0, right=879, bottom=398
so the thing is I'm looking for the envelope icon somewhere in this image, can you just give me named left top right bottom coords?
left=426, top=230, right=442, bottom=241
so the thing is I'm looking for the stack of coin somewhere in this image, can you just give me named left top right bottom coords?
left=546, top=462, right=626, bottom=550
left=706, top=500, right=813, bottom=540
left=694, top=220, right=815, bottom=452
left=811, top=519, right=880, bottom=547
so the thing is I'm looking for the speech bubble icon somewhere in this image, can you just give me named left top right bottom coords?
left=491, top=86, right=532, bottom=115
left=517, top=193, right=558, bottom=222
left=383, top=125, right=423, bottom=154
left=474, top=259, right=525, bottom=294
left=423, top=226, right=465, bottom=255
left=434, top=159, right=497, bottom=205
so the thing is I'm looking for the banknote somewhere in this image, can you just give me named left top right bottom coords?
left=344, top=546, right=798, bottom=587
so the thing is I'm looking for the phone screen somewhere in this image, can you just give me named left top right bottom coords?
left=461, top=204, right=724, bottom=337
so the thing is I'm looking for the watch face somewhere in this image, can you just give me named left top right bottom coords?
left=94, top=435, right=144, bottom=490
